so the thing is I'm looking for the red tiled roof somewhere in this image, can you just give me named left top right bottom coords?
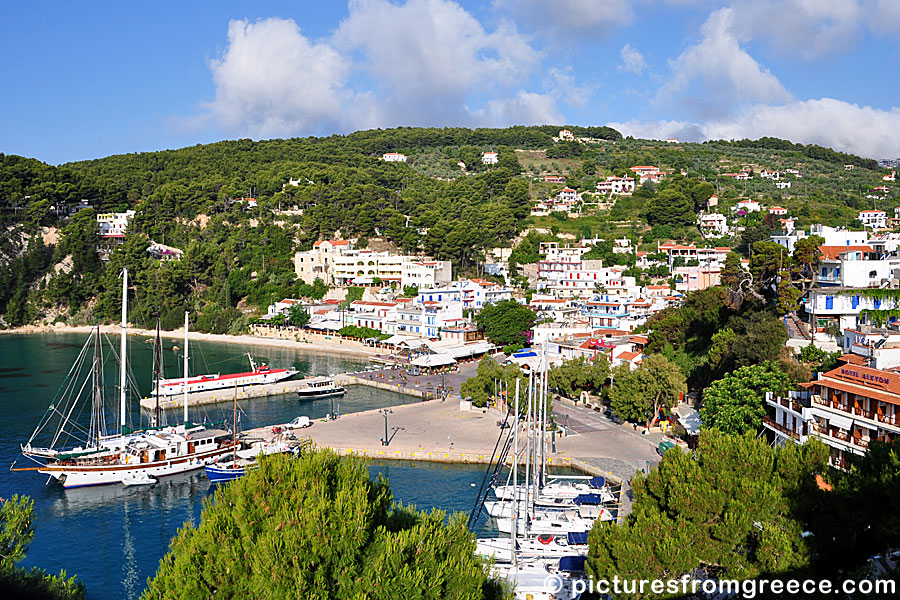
left=818, top=245, right=874, bottom=260
left=838, top=353, right=866, bottom=366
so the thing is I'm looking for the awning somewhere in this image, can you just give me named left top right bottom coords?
left=411, top=353, right=456, bottom=367
left=567, top=531, right=589, bottom=545
left=558, top=556, right=586, bottom=573
left=398, top=338, right=426, bottom=349
left=825, top=412, right=853, bottom=431
left=381, top=334, right=418, bottom=346
left=675, top=404, right=702, bottom=435
left=308, top=319, right=342, bottom=331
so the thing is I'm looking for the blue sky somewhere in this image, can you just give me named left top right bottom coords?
left=3, top=1, right=900, bottom=165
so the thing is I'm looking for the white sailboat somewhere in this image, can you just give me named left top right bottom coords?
left=14, top=269, right=238, bottom=488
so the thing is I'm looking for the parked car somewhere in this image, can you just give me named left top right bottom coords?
left=285, top=416, right=312, bottom=429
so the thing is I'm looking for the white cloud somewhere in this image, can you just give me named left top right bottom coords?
left=619, top=44, right=647, bottom=75
left=661, top=7, right=791, bottom=117
left=200, top=2, right=561, bottom=138
left=334, top=0, right=549, bottom=127
left=206, top=18, right=352, bottom=138
left=611, top=98, right=900, bottom=158
left=866, top=0, right=900, bottom=35
left=472, top=91, right=565, bottom=127
left=493, top=0, right=634, bottom=37
left=544, top=67, right=594, bottom=107
left=731, top=0, right=862, bottom=59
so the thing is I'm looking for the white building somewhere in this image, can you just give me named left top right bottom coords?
left=859, top=210, right=887, bottom=229
left=630, top=166, right=667, bottom=185
left=759, top=169, right=780, bottom=179
left=776, top=181, right=792, bottom=189
left=558, top=129, right=575, bottom=141
left=698, top=213, right=729, bottom=238
left=769, top=206, right=788, bottom=216
left=401, top=260, right=453, bottom=290
left=294, top=241, right=449, bottom=289
left=294, top=240, right=355, bottom=285
left=595, top=176, right=635, bottom=194
left=809, top=287, right=900, bottom=331
left=731, top=199, right=760, bottom=214
left=97, top=210, right=135, bottom=238
left=557, top=188, right=578, bottom=203
left=482, top=152, right=499, bottom=165
left=817, top=245, right=900, bottom=289
left=382, top=153, right=407, bottom=162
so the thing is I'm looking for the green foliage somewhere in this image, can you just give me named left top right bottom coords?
left=0, top=495, right=85, bottom=599
left=142, top=451, right=503, bottom=600
left=402, top=285, right=419, bottom=297
left=609, top=354, right=685, bottom=425
left=798, top=344, right=841, bottom=372
left=288, top=304, right=310, bottom=327
left=296, top=277, right=328, bottom=300
left=339, top=325, right=381, bottom=339
left=700, top=362, right=794, bottom=435
left=340, top=286, right=365, bottom=309
left=587, top=431, right=830, bottom=592
left=460, top=356, right=527, bottom=408
left=548, top=356, right=609, bottom=399
left=645, top=287, right=789, bottom=387
left=474, top=299, right=536, bottom=347
left=644, top=188, right=694, bottom=227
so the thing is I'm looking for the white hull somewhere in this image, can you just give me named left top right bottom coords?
left=476, top=537, right=586, bottom=561
left=40, top=443, right=236, bottom=488
left=496, top=513, right=601, bottom=536
left=493, top=481, right=602, bottom=501
left=152, top=369, right=297, bottom=396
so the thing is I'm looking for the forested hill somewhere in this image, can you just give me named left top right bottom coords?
left=0, top=125, right=894, bottom=332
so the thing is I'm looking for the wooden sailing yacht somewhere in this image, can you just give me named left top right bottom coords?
left=14, top=268, right=237, bottom=488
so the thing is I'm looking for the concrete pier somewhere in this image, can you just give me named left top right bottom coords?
left=138, top=379, right=313, bottom=410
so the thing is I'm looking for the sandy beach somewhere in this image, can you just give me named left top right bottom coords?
left=0, top=324, right=379, bottom=360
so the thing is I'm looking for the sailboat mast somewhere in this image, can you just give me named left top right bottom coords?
left=119, top=267, right=128, bottom=435
left=92, top=326, right=102, bottom=447
left=511, top=377, right=519, bottom=567
left=154, top=320, right=162, bottom=427
left=183, top=311, right=189, bottom=426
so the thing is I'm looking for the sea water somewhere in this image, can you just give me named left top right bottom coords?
left=0, top=334, right=494, bottom=599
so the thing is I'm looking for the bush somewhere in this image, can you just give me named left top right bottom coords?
left=142, top=451, right=504, bottom=600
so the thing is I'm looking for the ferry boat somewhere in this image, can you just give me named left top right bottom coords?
left=150, top=353, right=298, bottom=396
left=296, top=376, right=345, bottom=399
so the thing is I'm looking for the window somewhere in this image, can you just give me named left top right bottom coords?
left=852, top=295, right=860, bottom=309
left=825, top=295, right=834, bottom=310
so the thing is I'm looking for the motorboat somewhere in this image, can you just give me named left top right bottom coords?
left=122, top=472, right=158, bottom=487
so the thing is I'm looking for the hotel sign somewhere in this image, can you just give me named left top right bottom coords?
left=840, top=367, right=891, bottom=386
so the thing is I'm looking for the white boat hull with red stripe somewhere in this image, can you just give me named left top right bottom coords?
left=151, top=360, right=297, bottom=396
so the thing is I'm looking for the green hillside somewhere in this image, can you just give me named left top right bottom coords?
left=0, top=126, right=895, bottom=330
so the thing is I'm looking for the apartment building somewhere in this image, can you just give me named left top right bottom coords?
left=764, top=363, right=900, bottom=470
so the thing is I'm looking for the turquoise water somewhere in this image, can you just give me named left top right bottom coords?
left=0, top=333, right=493, bottom=599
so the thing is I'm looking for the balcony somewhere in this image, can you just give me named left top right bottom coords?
left=762, top=416, right=801, bottom=440
left=811, top=395, right=900, bottom=429
left=811, top=424, right=869, bottom=450
left=767, top=395, right=805, bottom=415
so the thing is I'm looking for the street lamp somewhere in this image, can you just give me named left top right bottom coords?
left=379, top=408, right=393, bottom=446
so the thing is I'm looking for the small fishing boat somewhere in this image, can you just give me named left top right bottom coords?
left=122, top=472, right=157, bottom=487
left=205, top=458, right=252, bottom=484
left=296, top=376, right=345, bottom=399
